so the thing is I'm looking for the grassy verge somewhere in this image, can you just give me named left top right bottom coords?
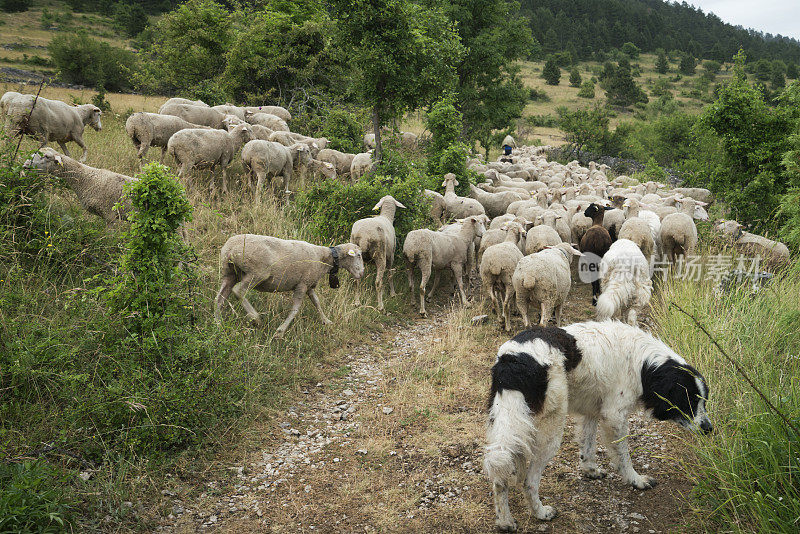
left=653, top=262, right=800, bottom=532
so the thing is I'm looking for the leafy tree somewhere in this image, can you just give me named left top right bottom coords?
left=569, top=67, right=582, bottom=87
left=772, top=69, right=786, bottom=90
left=679, top=53, right=695, bottom=75
left=577, top=80, right=594, bottom=98
left=777, top=121, right=800, bottom=249
left=602, top=60, right=648, bottom=107
left=600, top=61, right=615, bottom=82
left=621, top=42, right=640, bottom=59
left=0, top=0, right=30, bottom=12
left=557, top=105, right=610, bottom=155
left=542, top=57, right=560, bottom=85
left=114, top=2, right=148, bottom=37
left=48, top=31, right=137, bottom=91
left=333, top=0, right=464, bottom=161
left=754, top=58, right=773, bottom=81
left=655, top=49, right=669, bottom=74
left=136, top=0, right=233, bottom=96
left=788, top=63, right=799, bottom=79
left=703, top=60, right=721, bottom=75
left=426, top=97, right=462, bottom=159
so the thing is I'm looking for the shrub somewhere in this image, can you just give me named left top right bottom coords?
left=577, top=80, right=595, bottom=98
left=0, top=0, right=30, bottom=13
left=542, top=57, right=560, bottom=85
left=528, top=87, right=550, bottom=102
left=655, top=49, right=669, bottom=74
left=48, top=31, right=137, bottom=91
left=569, top=67, right=582, bottom=88
left=91, top=87, right=111, bottom=112
left=426, top=97, right=462, bottom=158
left=679, top=53, right=696, bottom=75
left=621, top=42, right=640, bottom=59
left=317, top=108, right=365, bottom=154
left=0, top=461, right=74, bottom=532
left=114, top=2, right=148, bottom=37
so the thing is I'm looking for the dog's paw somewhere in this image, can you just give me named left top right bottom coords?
left=536, top=505, right=557, bottom=521
left=631, top=475, right=657, bottom=490
left=581, top=466, right=607, bottom=479
left=495, top=519, right=517, bottom=532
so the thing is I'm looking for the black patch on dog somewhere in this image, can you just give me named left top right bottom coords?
left=641, top=360, right=707, bottom=421
left=512, top=326, right=583, bottom=371
left=488, top=352, right=549, bottom=414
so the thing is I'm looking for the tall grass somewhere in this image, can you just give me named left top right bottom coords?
left=653, top=263, right=800, bottom=532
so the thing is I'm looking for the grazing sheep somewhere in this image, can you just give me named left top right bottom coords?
left=160, top=98, right=209, bottom=110
left=350, top=152, right=373, bottom=181
left=240, top=140, right=311, bottom=198
left=579, top=203, right=614, bottom=305
left=6, top=95, right=102, bottom=162
left=212, top=104, right=246, bottom=120
left=619, top=217, right=656, bottom=259
left=404, top=215, right=486, bottom=317
left=125, top=112, right=210, bottom=164
left=0, top=90, right=22, bottom=116
left=167, top=123, right=254, bottom=195
left=714, top=219, right=791, bottom=270
left=480, top=222, right=526, bottom=331
left=269, top=131, right=327, bottom=157
left=673, top=187, right=713, bottom=205
left=512, top=242, right=582, bottom=327
left=159, top=102, right=226, bottom=129
left=244, top=111, right=289, bottom=132
left=22, top=148, right=133, bottom=223
left=660, top=198, right=706, bottom=262
left=317, top=148, right=357, bottom=177
left=596, top=239, right=653, bottom=325
left=424, top=189, right=446, bottom=223
left=350, top=195, right=406, bottom=311
left=308, top=158, right=337, bottom=181
left=469, top=184, right=522, bottom=218
left=363, top=133, right=376, bottom=150
left=525, top=224, right=561, bottom=255
left=443, top=173, right=486, bottom=219
left=244, top=105, right=291, bottom=122
left=214, top=235, right=364, bottom=338
left=247, top=124, right=275, bottom=141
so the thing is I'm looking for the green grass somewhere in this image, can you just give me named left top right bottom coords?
left=653, top=263, right=800, bottom=532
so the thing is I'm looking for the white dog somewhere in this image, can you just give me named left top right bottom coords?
left=484, top=321, right=712, bottom=531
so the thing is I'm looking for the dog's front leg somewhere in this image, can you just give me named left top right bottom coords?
left=600, top=416, right=656, bottom=490
left=577, top=416, right=606, bottom=479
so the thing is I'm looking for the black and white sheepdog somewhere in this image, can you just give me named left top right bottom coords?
left=484, top=321, right=712, bottom=531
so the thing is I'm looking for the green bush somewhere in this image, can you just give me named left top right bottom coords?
left=301, top=107, right=365, bottom=154
left=48, top=31, right=137, bottom=91
left=569, top=67, right=582, bottom=88
left=0, top=461, right=74, bottom=533
left=577, top=80, right=595, bottom=98
left=528, top=87, right=550, bottom=102
left=542, top=57, right=560, bottom=85
left=0, top=0, right=30, bottom=13
left=426, top=98, right=462, bottom=159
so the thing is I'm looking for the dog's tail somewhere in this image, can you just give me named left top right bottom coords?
left=484, top=389, right=536, bottom=486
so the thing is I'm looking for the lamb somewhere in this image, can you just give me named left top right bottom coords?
left=350, top=195, right=406, bottom=311
left=159, top=102, right=226, bottom=129
left=403, top=215, right=486, bottom=317
left=317, top=148, right=357, bottom=177
left=525, top=224, right=561, bottom=255
left=214, top=235, right=364, bottom=338
left=660, top=198, right=707, bottom=262
left=512, top=242, right=582, bottom=327
left=6, top=95, right=102, bottom=162
left=244, top=105, right=291, bottom=122
left=240, top=140, right=311, bottom=198
left=469, top=183, right=522, bottom=218
left=618, top=217, right=656, bottom=259
left=480, top=222, right=526, bottom=331
left=22, top=148, right=133, bottom=223
left=714, top=219, right=791, bottom=270
left=167, top=123, right=254, bottom=195
left=579, top=203, right=614, bottom=305
left=125, top=112, right=210, bottom=164
left=442, top=173, right=486, bottom=219
left=596, top=239, right=653, bottom=325
left=159, top=98, right=209, bottom=110
left=244, top=110, right=289, bottom=132
left=350, top=152, right=373, bottom=181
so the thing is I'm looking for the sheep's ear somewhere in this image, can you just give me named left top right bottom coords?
left=348, top=249, right=356, bottom=257
left=555, top=214, right=562, bottom=219
left=697, top=200, right=708, bottom=206
left=454, top=179, right=460, bottom=186
left=55, top=154, right=63, bottom=166
left=441, top=181, right=447, bottom=187
left=394, top=199, right=407, bottom=209
left=501, top=224, right=509, bottom=230
left=372, top=198, right=383, bottom=211
left=569, top=246, right=583, bottom=256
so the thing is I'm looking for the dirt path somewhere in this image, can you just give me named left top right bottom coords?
left=156, top=281, right=696, bottom=533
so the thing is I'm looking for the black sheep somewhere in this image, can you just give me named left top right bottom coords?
left=579, top=203, right=614, bottom=305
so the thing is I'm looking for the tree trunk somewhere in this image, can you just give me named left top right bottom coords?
left=372, top=106, right=382, bottom=163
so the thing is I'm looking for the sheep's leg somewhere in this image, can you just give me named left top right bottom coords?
left=577, top=417, right=605, bottom=479
left=159, top=146, right=167, bottom=163
left=375, top=255, right=386, bottom=312
left=138, top=142, right=150, bottom=161
left=554, top=303, right=563, bottom=327
left=214, top=274, right=236, bottom=324
left=57, top=140, right=72, bottom=158
left=231, top=275, right=261, bottom=327
left=307, top=287, right=332, bottom=325
left=516, top=290, right=530, bottom=328
left=539, top=302, right=553, bottom=327
left=452, top=263, right=468, bottom=306
left=221, top=167, right=229, bottom=196
left=418, top=263, right=431, bottom=317
left=73, top=136, right=88, bottom=162
left=502, top=283, right=515, bottom=332
left=254, top=171, right=267, bottom=202
left=387, top=257, right=397, bottom=297
left=426, top=271, right=441, bottom=300
left=591, top=279, right=600, bottom=306
left=626, top=307, right=638, bottom=326
left=275, top=286, right=306, bottom=338
left=406, top=262, right=415, bottom=292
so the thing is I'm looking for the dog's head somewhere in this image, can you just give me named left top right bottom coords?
left=641, top=360, right=712, bottom=435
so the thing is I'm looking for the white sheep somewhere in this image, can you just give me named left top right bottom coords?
left=624, top=198, right=663, bottom=257
left=160, top=98, right=209, bottom=110
left=167, top=123, right=254, bottom=195
left=403, top=215, right=486, bottom=316
left=159, top=102, right=226, bottom=129
left=317, top=148, right=357, bottom=177
left=525, top=224, right=562, bottom=255
left=0, top=90, right=22, bottom=116
left=240, top=139, right=311, bottom=198
left=618, top=217, right=656, bottom=259
left=512, top=242, right=582, bottom=327
left=244, top=110, right=289, bottom=132
left=660, top=198, right=707, bottom=262
left=480, top=222, right=526, bottom=331
left=214, top=235, right=364, bottom=338
left=125, top=112, right=209, bottom=164
left=307, top=158, right=337, bottom=181
left=22, top=148, right=133, bottom=223
left=350, top=152, right=373, bottom=181
left=596, top=239, right=653, bottom=325
left=536, top=209, right=570, bottom=243
left=423, top=189, right=446, bottom=223
left=469, top=184, right=522, bottom=217
left=714, top=219, right=791, bottom=270
left=350, top=195, right=406, bottom=311
left=442, top=173, right=486, bottom=219
left=244, top=105, right=291, bottom=122
left=478, top=217, right=528, bottom=265
left=6, top=95, right=102, bottom=162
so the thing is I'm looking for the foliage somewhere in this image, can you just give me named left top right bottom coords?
left=577, top=79, right=595, bottom=98
left=425, top=97, right=462, bottom=163
left=114, top=2, right=148, bottom=37
left=655, top=49, right=669, bottom=74
left=542, top=57, right=560, bottom=85
left=679, top=53, right=696, bottom=75
left=772, top=69, right=786, bottom=90
left=788, top=62, right=799, bottom=79
left=0, top=0, right=29, bottom=12
left=528, top=87, right=550, bottom=102
left=333, top=0, right=464, bottom=160
left=430, top=143, right=479, bottom=196
left=304, top=107, right=365, bottom=154
left=703, top=60, right=721, bottom=75
left=569, top=67, right=582, bottom=87
left=0, top=461, right=74, bottom=533
left=778, top=124, right=800, bottom=249
left=92, top=87, right=111, bottom=112
left=557, top=105, right=611, bottom=155
left=602, top=60, right=648, bottom=107
left=621, top=42, right=639, bottom=59
left=48, top=32, right=137, bottom=91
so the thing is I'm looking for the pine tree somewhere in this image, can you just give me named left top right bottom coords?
left=655, top=50, right=669, bottom=74
left=604, top=60, right=648, bottom=107
left=788, top=63, right=799, bottom=79
left=772, top=69, right=786, bottom=90
left=569, top=67, right=582, bottom=87
left=542, top=57, right=561, bottom=85
left=679, top=54, right=695, bottom=75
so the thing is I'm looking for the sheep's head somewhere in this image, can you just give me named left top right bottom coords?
left=457, top=215, right=486, bottom=238
left=373, top=195, right=406, bottom=212
left=442, top=173, right=458, bottom=188
left=336, top=243, right=365, bottom=280
left=79, top=104, right=102, bottom=131
left=314, top=160, right=336, bottom=180
left=22, top=147, right=64, bottom=173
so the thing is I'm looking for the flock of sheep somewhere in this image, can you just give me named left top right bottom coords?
left=2, top=90, right=792, bottom=338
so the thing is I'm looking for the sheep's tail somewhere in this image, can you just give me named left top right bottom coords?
left=521, top=270, right=537, bottom=291
left=484, top=390, right=535, bottom=486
